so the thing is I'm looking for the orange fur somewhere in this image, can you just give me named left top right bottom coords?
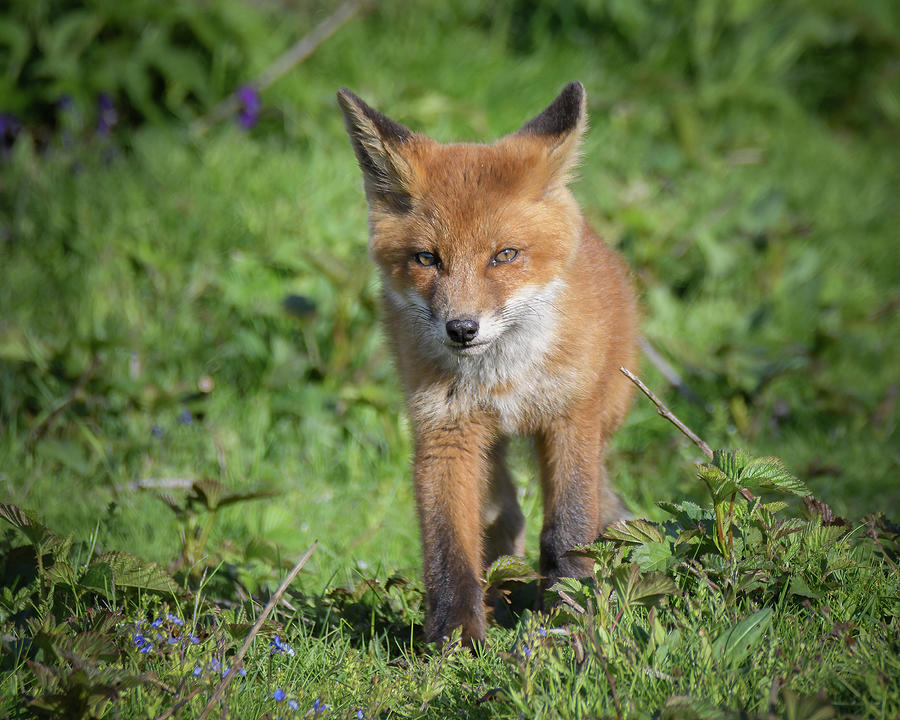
left=338, top=82, right=638, bottom=645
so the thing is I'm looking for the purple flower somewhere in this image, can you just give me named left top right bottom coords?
left=235, top=84, right=261, bottom=130
left=178, top=409, right=193, bottom=425
left=270, top=635, right=295, bottom=656
left=273, top=688, right=286, bottom=702
left=0, top=113, right=20, bottom=141
left=151, top=617, right=164, bottom=628
left=288, top=699, right=299, bottom=710
left=356, top=710, right=365, bottom=719
left=97, top=92, right=118, bottom=135
left=167, top=613, right=184, bottom=626
left=537, top=626, right=547, bottom=638
left=311, top=698, right=327, bottom=714
left=193, top=665, right=202, bottom=677
left=523, top=644, right=532, bottom=659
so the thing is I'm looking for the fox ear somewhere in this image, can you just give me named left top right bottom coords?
left=337, top=88, right=415, bottom=211
left=517, top=81, right=587, bottom=185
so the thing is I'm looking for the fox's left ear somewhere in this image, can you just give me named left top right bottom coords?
left=516, top=81, right=587, bottom=186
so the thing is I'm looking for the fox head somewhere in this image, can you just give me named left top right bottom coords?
left=338, top=82, right=588, bottom=366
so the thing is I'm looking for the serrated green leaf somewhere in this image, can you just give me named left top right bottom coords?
left=612, top=563, right=677, bottom=608
left=631, top=541, right=673, bottom=571
left=739, top=456, right=809, bottom=496
left=0, top=503, right=63, bottom=550
left=657, top=500, right=705, bottom=523
left=94, top=552, right=179, bottom=594
left=697, top=463, right=742, bottom=500
left=79, top=562, right=114, bottom=599
left=603, top=519, right=664, bottom=545
left=484, top=555, right=539, bottom=588
left=711, top=608, right=772, bottom=666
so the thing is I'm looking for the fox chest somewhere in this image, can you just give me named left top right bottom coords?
left=408, top=332, right=582, bottom=436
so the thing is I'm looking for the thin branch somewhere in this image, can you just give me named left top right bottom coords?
left=193, top=1, right=365, bottom=135
left=196, top=542, right=317, bottom=720
left=117, top=477, right=197, bottom=492
left=620, top=365, right=713, bottom=459
left=620, top=366, right=755, bottom=502
left=639, top=337, right=705, bottom=407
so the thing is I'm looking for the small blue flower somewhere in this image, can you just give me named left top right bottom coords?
left=235, top=84, right=261, bottom=130
left=209, top=658, right=221, bottom=672
left=193, top=665, right=202, bottom=677
left=523, top=644, right=532, bottom=659
left=167, top=635, right=178, bottom=644
left=288, top=699, right=299, bottom=710
left=151, top=617, right=164, bottom=628
left=139, top=642, right=153, bottom=654
left=537, top=626, right=547, bottom=638
left=273, top=688, right=286, bottom=702
left=178, top=409, right=193, bottom=425
left=167, top=613, right=184, bottom=626
left=356, top=710, right=365, bottom=719
left=96, top=92, right=118, bottom=135
left=270, top=635, right=295, bottom=656
left=311, top=698, right=327, bottom=714
left=132, top=632, right=145, bottom=645
left=188, top=634, right=200, bottom=644
left=238, top=667, right=247, bottom=677
left=151, top=424, right=164, bottom=438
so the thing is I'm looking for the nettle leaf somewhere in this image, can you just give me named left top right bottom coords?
left=604, top=519, right=664, bottom=545
left=739, top=456, right=809, bottom=496
left=697, top=463, right=742, bottom=500
left=484, top=556, right=539, bottom=588
left=79, top=563, right=114, bottom=599
left=93, top=552, right=179, bottom=594
left=713, top=449, right=751, bottom=480
left=658, top=500, right=705, bottom=524
left=0, top=503, right=64, bottom=550
left=711, top=607, right=773, bottom=667
left=612, top=563, right=678, bottom=608
left=631, top=541, right=673, bottom=572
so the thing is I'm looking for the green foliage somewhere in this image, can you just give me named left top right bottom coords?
left=0, top=0, right=898, bottom=717
left=0, top=0, right=314, bottom=128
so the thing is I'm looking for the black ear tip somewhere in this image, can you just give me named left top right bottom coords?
left=519, top=81, right=587, bottom=137
left=562, top=81, right=585, bottom=101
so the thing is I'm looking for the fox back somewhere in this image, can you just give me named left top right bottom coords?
left=339, top=82, right=637, bottom=645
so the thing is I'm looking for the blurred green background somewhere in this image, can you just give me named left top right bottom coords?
left=1, top=0, right=898, bottom=590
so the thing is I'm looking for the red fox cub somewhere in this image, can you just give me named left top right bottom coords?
left=338, top=82, right=637, bottom=645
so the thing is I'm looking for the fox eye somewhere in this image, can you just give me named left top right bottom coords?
left=414, top=251, right=440, bottom=267
left=492, top=248, right=519, bottom=265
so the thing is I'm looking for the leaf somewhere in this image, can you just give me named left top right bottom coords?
left=657, top=500, right=705, bottom=524
left=631, top=541, right=673, bottom=572
left=711, top=608, right=773, bottom=666
left=712, top=449, right=751, bottom=480
left=612, top=563, right=677, bottom=608
left=603, top=519, right=664, bottom=545
left=79, top=563, right=114, bottom=599
left=697, top=463, right=742, bottom=501
left=93, top=552, right=179, bottom=594
left=484, top=556, right=539, bottom=588
left=0, top=503, right=63, bottom=550
left=739, top=456, right=808, bottom=496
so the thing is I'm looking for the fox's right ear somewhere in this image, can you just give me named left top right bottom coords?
left=337, top=89, right=415, bottom=211
left=516, top=81, right=587, bottom=187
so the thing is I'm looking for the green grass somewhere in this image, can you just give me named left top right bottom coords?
left=1, top=0, right=899, bottom=717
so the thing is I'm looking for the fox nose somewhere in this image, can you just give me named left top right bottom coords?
left=446, top=318, right=479, bottom=344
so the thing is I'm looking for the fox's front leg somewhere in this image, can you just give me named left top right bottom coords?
left=414, top=419, right=493, bottom=646
left=536, top=411, right=623, bottom=594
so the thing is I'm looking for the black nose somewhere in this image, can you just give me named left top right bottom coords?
left=446, top=318, right=479, bottom=344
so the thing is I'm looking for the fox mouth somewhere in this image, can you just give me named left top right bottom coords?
left=446, top=340, right=491, bottom=355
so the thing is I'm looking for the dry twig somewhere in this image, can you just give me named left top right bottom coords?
left=620, top=366, right=754, bottom=502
